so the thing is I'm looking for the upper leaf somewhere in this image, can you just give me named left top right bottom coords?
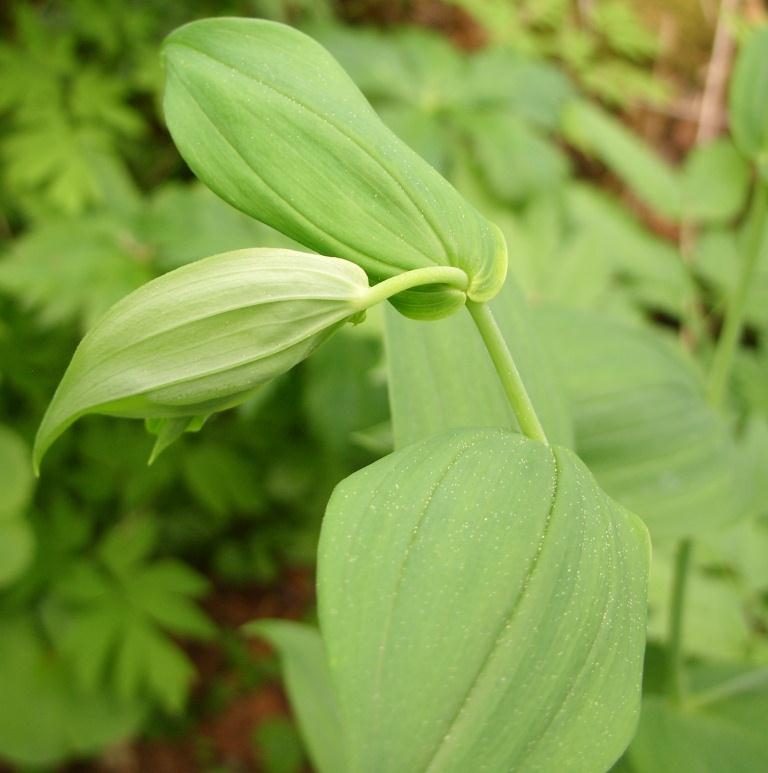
left=318, top=428, right=649, bottom=772
left=34, top=248, right=370, bottom=470
left=161, top=18, right=507, bottom=308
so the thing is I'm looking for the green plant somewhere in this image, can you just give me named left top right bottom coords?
left=26, top=13, right=768, bottom=773
left=36, top=17, right=651, bottom=771
left=444, top=0, right=670, bottom=107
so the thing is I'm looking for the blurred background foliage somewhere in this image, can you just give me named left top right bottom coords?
left=0, top=0, right=767, bottom=770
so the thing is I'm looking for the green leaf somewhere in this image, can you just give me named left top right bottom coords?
left=248, top=620, right=345, bottom=773
left=0, top=214, right=152, bottom=332
left=729, top=26, right=768, bottom=174
left=0, top=425, right=34, bottom=521
left=161, top=18, right=507, bottom=308
left=318, top=428, right=649, bottom=772
left=561, top=100, right=681, bottom=220
left=0, top=618, right=144, bottom=767
left=34, top=249, right=370, bottom=470
left=0, top=519, right=35, bottom=588
left=146, top=415, right=207, bottom=464
left=628, top=684, right=768, bottom=772
left=463, top=111, right=569, bottom=204
left=303, top=328, right=388, bottom=459
left=682, top=139, right=751, bottom=223
left=385, top=276, right=573, bottom=449
left=255, top=717, right=306, bottom=773
left=536, top=307, right=742, bottom=538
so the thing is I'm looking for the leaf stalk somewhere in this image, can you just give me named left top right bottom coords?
left=466, top=300, right=549, bottom=445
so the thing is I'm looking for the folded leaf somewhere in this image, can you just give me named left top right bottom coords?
left=162, top=18, right=507, bottom=313
left=34, top=249, right=370, bottom=470
left=318, top=428, right=649, bottom=772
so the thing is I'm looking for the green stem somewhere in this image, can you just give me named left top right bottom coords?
left=466, top=300, right=549, bottom=445
left=707, top=184, right=768, bottom=408
left=667, top=539, right=693, bottom=705
left=360, top=266, right=468, bottom=309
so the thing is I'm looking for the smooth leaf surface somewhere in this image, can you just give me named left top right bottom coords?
left=318, top=428, right=649, bottom=773
left=162, top=18, right=507, bottom=307
left=385, top=276, right=573, bottom=449
left=248, top=620, right=344, bottom=773
left=34, top=249, right=370, bottom=469
left=536, top=307, right=742, bottom=539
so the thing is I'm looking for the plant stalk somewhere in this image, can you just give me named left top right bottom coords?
left=707, top=184, right=768, bottom=407
left=466, top=300, right=549, bottom=445
left=361, top=266, right=468, bottom=309
left=667, top=539, right=693, bottom=705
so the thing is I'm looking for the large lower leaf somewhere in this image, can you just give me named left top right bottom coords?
left=318, top=428, right=649, bottom=772
left=536, top=307, right=742, bottom=539
left=385, top=276, right=572, bottom=449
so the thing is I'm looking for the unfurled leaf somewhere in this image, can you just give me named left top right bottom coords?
left=463, top=112, right=569, bottom=204
left=46, top=520, right=212, bottom=712
left=318, top=429, right=649, bottom=772
left=682, top=139, right=750, bottom=223
left=34, top=249, right=370, bottom=470
left=247, top=620, right=344, bottom=773
left=162, top=18, right=507, bottom=310
left=562, top=100, right=681, bottom=220
left=0, top=618, right=144, bottom=767
left=730, top=26, right=768, bottom=174
left=536, top=307, right=742, bottom=538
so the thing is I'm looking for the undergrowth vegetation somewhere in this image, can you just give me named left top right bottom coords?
left=0, top=1, right=766, bottom=770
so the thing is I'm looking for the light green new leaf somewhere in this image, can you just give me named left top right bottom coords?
left=729, top=26, right=768, bottom=174
left=34, top=248, right=371, bottom=470
left=162, top=18, right=507, bottom=312
left=319, top=428, right=649, bottom=773
left=247, top=620, right=345, bottom=773
left=536, top=307, right=742, bottom=538
left=385, top=276, right=573, bottom=449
